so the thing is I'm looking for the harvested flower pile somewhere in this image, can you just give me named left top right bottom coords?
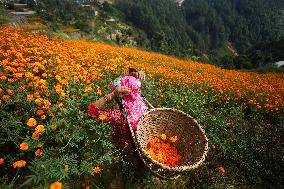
left=146, top=134, right=182, bottom=167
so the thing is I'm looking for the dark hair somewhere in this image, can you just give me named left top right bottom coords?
left=128, top=68, right=138, bottom=74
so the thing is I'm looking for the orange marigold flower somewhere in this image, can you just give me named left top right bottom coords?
left=26, top=94, right=33, bottom=100
left=27, top=118, right=37, bottom=127
left=0, top=76, right=7, bottom=80
left=43, top=100, right=51, bottom=109
left=35, top=149, right=43, bottom=156
left=13, top=160, right=26, bottom=168
left=170, top=136, right=178, bottom=143
left=37, top=143, right=44, bottom=148
left=20, top=142, right=29, bottom=151
left=50, top=181, right=62, bottom=189
left=37, top=109, right=44, bottom=116
left=0, top=158, right=4, bottom=164
left=2, top=95, right=9, bottom=100
left=60, top=79, right=68, bottom=85
left=42, top=73, right=47, bottom=77
left=93, top=166, right=101, bottom=174
left=147, top=137, right=182, bottom=167
left=7, top=89, right=14, bottom=94
left=160, top=134, right=166, bottom=140
left=218, top=166, right=225, bottom=174
left=32, top=131, right=41, bottom=140
left=99, top=114, right=107, bottom=121
left=18, top=86, right=25, bottom=91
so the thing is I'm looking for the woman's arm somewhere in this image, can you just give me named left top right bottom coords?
left=91, top=86, right=131, bottom=110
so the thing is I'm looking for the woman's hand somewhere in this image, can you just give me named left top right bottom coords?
left=113, top=86, right=131, bottom=98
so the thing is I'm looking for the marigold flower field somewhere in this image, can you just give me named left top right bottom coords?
left=1, top=27, right=283, bottom=112
left=0, top=27, right=283, bottom=188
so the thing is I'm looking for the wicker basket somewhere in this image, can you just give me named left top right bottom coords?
left=134, top=108, right=208, bottom=179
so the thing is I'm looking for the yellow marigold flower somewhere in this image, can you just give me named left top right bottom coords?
left=99, top=114, right=107, bottom=121
left=37, top=143, right=44, bottom=148
left=170, top=136, right=178, bottom=143
left=41, top=115, right=46, bottom=120
left=13, top=160, right=26, bottom=168
left=93, top=166, right=101, bottom=174
left=43, top=100, right=51, bottom=109
left=160, top=134, right=166, bottom=140
left=57, top=102, right=64, bottom=107
left=35, top=125, right=45, bottom=133
left=27, top=118, right=37, bottom=127
left=64, top=164, right=69, bottom=171
left=0, top=158, right=4, bottom=164
left=55, top=75, right=61, bottom=81
left=50, top=181, right=62, bottom=189
left=96, top=86, right=102, bottom=96
left=20, top=142, right=29, bottom=151
left=35, top=98, right=42, bottom=106
left=60, top=91, right=67, bottom=98
left=84, top=86, right=92, bottom=93
left=35, top=149, right=43, bottom=156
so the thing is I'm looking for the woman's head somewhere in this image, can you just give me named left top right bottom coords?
left=128, top=68, right=145, bottom=80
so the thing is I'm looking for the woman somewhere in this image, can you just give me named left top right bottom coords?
left=86, top=68, right=148, bottom=148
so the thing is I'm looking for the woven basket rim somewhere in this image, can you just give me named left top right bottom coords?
left=135, top=107, right=209, bottom=171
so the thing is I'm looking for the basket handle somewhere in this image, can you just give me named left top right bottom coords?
left=141, top=93, right=154, bottom=109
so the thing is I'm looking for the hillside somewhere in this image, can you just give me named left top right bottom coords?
left=10, top=0, right=283, bottom=70
left=0, top=27, right=284, bottom=188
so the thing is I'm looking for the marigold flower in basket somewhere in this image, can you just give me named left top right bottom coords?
left=146, top=134, right=182, bottom=167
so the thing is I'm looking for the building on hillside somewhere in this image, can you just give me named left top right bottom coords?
left=275, top=61, right=284, bottom=68
left=176, top=0, right=184, bottom=6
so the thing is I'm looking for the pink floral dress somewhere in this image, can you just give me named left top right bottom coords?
left=87, top=76, right=148, bottom=148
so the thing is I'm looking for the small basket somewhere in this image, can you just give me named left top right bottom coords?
left=134, top=108, right=208, bottom=179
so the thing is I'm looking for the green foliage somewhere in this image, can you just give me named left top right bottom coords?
left=35, top=0, right=94, bottom=32
left=115, top=0, right=197, bottom=57
left=112, top=0, right=284, bottom=68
